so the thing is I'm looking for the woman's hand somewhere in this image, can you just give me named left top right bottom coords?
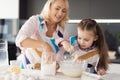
left=41, top=41, right=56, bottom=61
left=97, top=68, right=106, bottom=75
left=42, top=41, right=54, bottom=52
left=56, top=61, right=60, bottom=70
left=42, top=51, right=56, bottom=64
left=61, top=41, right=74, bottom=52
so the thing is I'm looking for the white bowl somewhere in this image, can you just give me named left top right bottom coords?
left=60, top=60, right=87, bottom=77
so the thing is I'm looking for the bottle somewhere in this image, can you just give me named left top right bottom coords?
left=0, top=39, right=8, bottom=66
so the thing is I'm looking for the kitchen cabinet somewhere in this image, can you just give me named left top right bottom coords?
left=20, top=0, right=120, bottom=19
left=69, top=0, right=120, bottom=19
left=90, top=0, right=120, bottom=19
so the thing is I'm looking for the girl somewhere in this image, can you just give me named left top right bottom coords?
left=69, top=19, right=109, bottom=75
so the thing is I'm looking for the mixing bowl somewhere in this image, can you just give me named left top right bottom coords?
left=60, top=60, right=87, bottom=77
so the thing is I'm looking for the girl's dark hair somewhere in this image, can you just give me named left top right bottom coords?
left=78, top=19, right=109, bottom=70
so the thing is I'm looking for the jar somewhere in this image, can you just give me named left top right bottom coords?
left=41, top=52, right=56, bottom=76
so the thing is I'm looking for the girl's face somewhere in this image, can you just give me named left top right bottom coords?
left=77, top=28, right=98, bottom=49
left=49, top=0, right=67, bottom=23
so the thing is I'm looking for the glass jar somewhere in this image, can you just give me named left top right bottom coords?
left=0, top=39, right=8, bottom=66
left=41, top=52, right=56, bottom=76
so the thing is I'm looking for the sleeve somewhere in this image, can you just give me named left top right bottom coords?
left=89, top=56, right=99, bottom=73
left=56, top=28, right=69, bottom=47
left=15, top=15, right=39, bottom=49
left=69, top=36, right=78, bottom=46
left=94, top=57, right=100, bottom=72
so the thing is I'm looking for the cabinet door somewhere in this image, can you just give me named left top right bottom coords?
left=91, top=0, right=120, bottom=19
left=69, top=0, right=90, bottom=19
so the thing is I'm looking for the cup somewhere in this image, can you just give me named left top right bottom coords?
left=0, top=39, right=9, bottom=66
left=41, top=52, right=56, bottom=76
left=10, top=60, right=21, bottom=73
left=10, top=60, right=20, bottom=67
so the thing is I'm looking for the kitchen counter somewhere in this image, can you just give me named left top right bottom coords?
left=102, top=63, right=120, bottom=80
left=0, top=63, right=120, bottom=80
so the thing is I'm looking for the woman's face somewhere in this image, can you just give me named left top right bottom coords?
left=77, top=28, right=98, bottom=49
left=49, top=0, right=67, bottom=23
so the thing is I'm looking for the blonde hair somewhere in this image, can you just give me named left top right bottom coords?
left=40, top=0, right=69, bottom=29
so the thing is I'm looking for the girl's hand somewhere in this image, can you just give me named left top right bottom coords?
left=61, top=41, right=74, bottom=53
left=97, top=68, right=106, bottom=75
